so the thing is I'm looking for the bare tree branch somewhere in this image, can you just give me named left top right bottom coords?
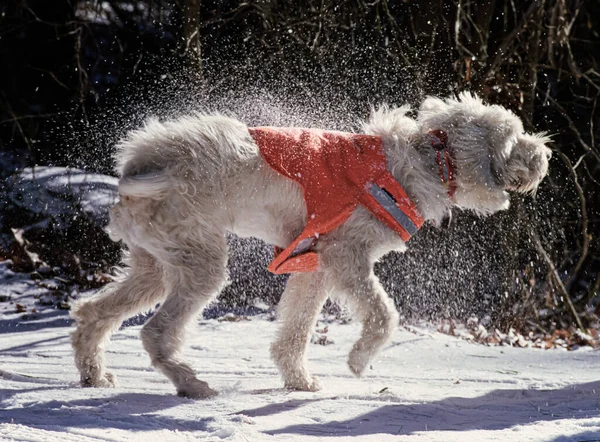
left=531, top=229, right=585, bottom=331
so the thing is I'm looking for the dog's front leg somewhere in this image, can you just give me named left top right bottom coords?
left=321, top=243, right=399, bottom=378
left=344, top=273, right=399, bottom=377
left=270, top=272, right=328, bottom=391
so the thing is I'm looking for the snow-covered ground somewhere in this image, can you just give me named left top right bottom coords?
left=0, top=168, right=600, bottom=442
left=1, top=166, right=599, bottom=441
left=5, top=166, right=118, bottom=225
left=1, top=307, right=600, bottom=442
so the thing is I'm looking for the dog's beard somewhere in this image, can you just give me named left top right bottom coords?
left=500, top=136, right=551, bottom=197
left=504, top=179, right=542, bottom=197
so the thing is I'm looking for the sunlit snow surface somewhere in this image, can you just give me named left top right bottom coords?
left=1, top=309, right=599, bottom=442
left=6, top=167, right=118, bottom=225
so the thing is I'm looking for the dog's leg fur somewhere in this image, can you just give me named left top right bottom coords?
left=343, top=274, right=398, bottom=376
left=321, top=239, right=399, bottom=377
left=140, top=232, right=228, bottom=399
left=270, top=272, right=328, bottom=391
left=71, top=247, right=164, bottom=387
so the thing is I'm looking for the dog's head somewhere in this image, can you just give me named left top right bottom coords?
left=417, top=92, right=551, bottom=215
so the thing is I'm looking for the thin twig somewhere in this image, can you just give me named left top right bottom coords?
left=539, top=89, right=600, bottom=164
left=576, top=272, right=600, bottom=308
left=555, top=151, right=590, bottom=289
left=483, top=1, right=540, bottom=82
left=531, top=229, right=585, bottom=331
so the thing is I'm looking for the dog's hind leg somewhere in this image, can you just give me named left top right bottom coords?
left=270, top=272, right=328, bottom=391
left=71, top=247, right=164, bottom=387
left=140, top=233, right=228, bottom=399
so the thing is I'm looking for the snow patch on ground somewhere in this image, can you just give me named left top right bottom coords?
left=6, top=166, right=118, bottom=226
left=1, top=166, right=599, bottom=440
left=1, top=314, right=599, bottom=441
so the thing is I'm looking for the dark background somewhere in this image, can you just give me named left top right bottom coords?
left=1, top=0, right=598, bottom=332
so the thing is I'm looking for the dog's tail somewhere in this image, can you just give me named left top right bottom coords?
left=118, top=171, right=171, bottom=198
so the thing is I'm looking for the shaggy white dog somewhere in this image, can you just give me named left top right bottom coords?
left=71, top=93, right=551, bottom=398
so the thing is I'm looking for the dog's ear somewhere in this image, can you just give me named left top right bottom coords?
left=502, top=133, right=552, bottom=193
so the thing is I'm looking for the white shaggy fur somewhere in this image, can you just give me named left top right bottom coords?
left=71, top=93, right=551, bottom=397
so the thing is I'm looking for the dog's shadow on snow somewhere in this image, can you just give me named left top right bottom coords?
left=254, top=380, right=600, bottom=438
left=0, top=392, right=213, bottom=432
left=0, top=309, right=74, bottom=334
left=234, top=397, right=324, bottom=418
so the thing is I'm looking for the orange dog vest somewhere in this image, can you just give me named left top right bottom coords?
left=249, top=127, right=424, bottom=274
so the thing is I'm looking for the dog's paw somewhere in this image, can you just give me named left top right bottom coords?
left=348, top=350, right=370, bottom=377
left=285, top=375, right=322, bottom=392
left=177, top=379, right=218, bottom=399
left=81, top=372, right=117, bottom=388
